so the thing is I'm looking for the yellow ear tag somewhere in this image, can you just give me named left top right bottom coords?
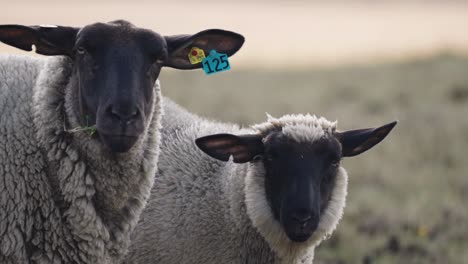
left=188, top=47, right=206, bottom=64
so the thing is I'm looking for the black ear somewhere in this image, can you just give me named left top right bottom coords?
left=195, top=133, right=263, bottom=163
left=164, top=29, right=244, bottom=70
left=0, top=25, right=78, bottom=56
left=338, top=121, right=397, bottom=157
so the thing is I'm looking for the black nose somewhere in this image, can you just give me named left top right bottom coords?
left=291, top=209, right=314, bottom=225
left=107, top=105, right=140, bottom=125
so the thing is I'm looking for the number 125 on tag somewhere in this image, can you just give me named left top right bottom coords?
left=202, top=53, right=231, bottom=75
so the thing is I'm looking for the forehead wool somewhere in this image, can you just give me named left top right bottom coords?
left=253, top=114, right=338, bottom=143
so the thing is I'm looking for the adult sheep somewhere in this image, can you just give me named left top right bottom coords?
left=0, top=20, right=244, bottom=264
left=125, top=99, right=397, bottom=264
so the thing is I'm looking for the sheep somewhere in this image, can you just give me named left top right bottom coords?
left=0, top=20, right=244, bottom=264
left=125, top=99, right=397, bottom=264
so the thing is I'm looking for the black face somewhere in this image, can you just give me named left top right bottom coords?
left=262, top=132, right=341, bottom=242
left=195, top=120, right=397, bottom=243
left=0, top=20, right=245, bottom=153
left=72, top=22, right=164, bottom=152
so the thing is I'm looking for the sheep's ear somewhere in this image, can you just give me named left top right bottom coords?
left=338, top=121, right=397, bottom=157
left=195, top=134, right=263, bottom=163
left=0, top=25, right=78, bottom=56
left=164, top=29, right=244, bottom=69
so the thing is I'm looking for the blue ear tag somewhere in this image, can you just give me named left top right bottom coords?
left=202, top=50, right=231, bottom=75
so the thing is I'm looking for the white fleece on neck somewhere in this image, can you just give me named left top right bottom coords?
left=245, top=114, right=347, bottom=264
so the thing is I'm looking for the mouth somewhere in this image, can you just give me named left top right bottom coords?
left=285, top=229, right=314, bottom=242
left=282, top=217, right=318, bottom=243
left=99, top=133, right=139, bottom=153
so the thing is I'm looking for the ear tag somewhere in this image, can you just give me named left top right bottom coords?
left=202, top=50, right=231, bottom=75
left=188, top=47, right=206, bottom=64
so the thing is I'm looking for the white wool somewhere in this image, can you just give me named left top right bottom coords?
left=254, top=114, right=337, bottom=143
left=0, top=55, right=161, bottom=264
left=126, top=102, right=348, bottom=264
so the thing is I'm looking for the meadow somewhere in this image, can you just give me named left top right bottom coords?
left=1, top=1, right=468, bottom=262
left=161, top=53, right=468, bottom=264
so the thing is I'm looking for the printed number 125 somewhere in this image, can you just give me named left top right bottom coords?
left=203, top=54, right=229, bottom=74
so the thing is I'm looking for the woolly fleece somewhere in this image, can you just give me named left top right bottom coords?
left=125, top=99, right=347, bottom=264
left=0, top=55, right=161, bottom=264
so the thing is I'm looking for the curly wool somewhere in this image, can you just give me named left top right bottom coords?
left=254, top=113, right=337, bottom=143
left=0, top=55, right=161, bottom=264
left=125, top=99, right=347, bottom=264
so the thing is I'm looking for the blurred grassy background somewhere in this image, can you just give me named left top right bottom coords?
left=2, top=1, right=468, bottom=263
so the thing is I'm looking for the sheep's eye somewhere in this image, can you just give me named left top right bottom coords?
left=152, top=49, right=167, bottom=65
left=155, top=57, right=165, bottom=64
left=252, top=155, right=263, bottom=162
left=330, top=159, right=340, bottom=168
left=76, top=46, right=86, bottom=55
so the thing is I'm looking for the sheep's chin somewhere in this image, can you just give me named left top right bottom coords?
left=99, top=133, right=139, bottom=153
left=282, top=222, right=316, bottom=243
left=287, top=232, right=313, bottom=243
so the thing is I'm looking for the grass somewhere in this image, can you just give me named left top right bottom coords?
left=160, top=53, right=468, bottom=264
left=64, top=115, right=97, bottom=136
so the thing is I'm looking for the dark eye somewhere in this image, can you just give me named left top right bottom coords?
left=149, top=47, right=167, bottom=65
left=330, top=159, right=340, bottom=168
left=155, top=57, right=165, bottom=65
left=155, top=52, right=168, bottom=65
left=76, top=46, right=87, bottom=55
left=252, top=155, right=263, bottom=162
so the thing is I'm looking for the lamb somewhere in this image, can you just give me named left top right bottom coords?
left=0, top=20, right=244, bottom=264
left=125, top=99, right=397, bottom=264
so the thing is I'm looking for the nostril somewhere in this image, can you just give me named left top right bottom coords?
left=110, top=109, right=122, bottom=121
left=105, top=106, right=122, bottom=121
left=129, top=110, right=139, bottom=119
left=125, top=110, right=139, bottom=123
left=292, top=209, right=313, bottom=224
left=107, top=105, right=140, bottom=123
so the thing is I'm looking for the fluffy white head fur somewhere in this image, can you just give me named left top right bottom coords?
left=254, top=114, right=337, bottom=143
left=245, top=114, right=348, bottom=264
